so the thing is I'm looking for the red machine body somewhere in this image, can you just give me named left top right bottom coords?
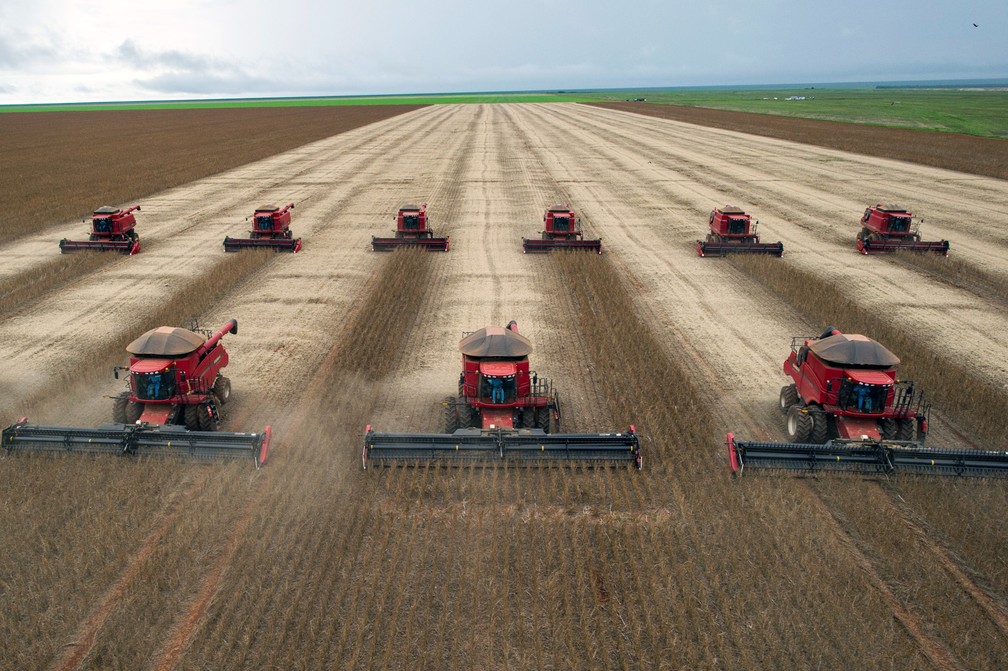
left=224, top=203, right=301, bottom=253
left=780, top=327, right=927, bottom=443
left=371, top=203, right=450, bottom=251
left=60, top=205, right=141, bottom=255
left=451, top=321, right=560, bottom=431
left=696, top=206, right=783, bottom=256
left=856, top=204, right=949, bottom=255
left=523, top=206, right=602, bottom=253
left=114, top=320, right=239, bottom=431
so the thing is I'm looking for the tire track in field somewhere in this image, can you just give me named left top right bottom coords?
left=47, top=476, right=210, bottom=671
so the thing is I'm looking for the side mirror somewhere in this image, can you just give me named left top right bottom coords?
left=113, top=368, right=119, bottom=380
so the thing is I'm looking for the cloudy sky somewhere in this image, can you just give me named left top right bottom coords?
left=0, top=0, right=1004, bottom=104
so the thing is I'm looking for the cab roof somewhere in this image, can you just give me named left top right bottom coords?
left=459, top=326, right=532, bottom=358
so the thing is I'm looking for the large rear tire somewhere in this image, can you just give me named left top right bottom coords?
left=112, top=394, right=128, bottom=423
left=786, top=406, right=812, bottom=443
left=780, top=385, right=798, bottom=413
left=213, top=376, right=231, bottom=405
left=807, top=405, right=829, bottom=444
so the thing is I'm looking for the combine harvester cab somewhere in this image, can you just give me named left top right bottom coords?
left=696, top=206, right=783, bottom=257
left=371, top=203, right=450, bottom=251
left=59, top=205, right=141, bottom=255
left=726, top=326, right=1008, bottom=477
left=523, top=206, right=602, bottom=253
left=3, top=319, right=271, bottom=467
left=224, top=202, right=302, bottom=253
left=856, top=204, right=949, bottom=255
left=363, top=320, right=640, bottom=469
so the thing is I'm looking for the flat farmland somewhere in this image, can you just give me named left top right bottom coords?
left=1, top=103, right=1007, bottom=670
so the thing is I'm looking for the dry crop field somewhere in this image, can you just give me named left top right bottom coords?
left=0, top=103, right=1006, bottom=670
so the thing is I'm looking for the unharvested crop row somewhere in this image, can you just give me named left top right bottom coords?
left=0, top=105, right=424, bottom=242
left=727, top=255, right=1008, bottom=450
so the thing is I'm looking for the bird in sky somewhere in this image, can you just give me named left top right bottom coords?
left=973, top=23, right=979, bottom=27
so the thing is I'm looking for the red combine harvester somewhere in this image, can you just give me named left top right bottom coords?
left=523, top=206, right=602, bottom=253
left=59, top=205, right=141, bottom=255
left=223, top=203, right=301, bottom=253
left=856, top=204, right=949, bottom=255
left=3, top=319, right=271, bottom=467
left=726, top=327, right=1008, bottom=477
left=363, top=321, right=640, bottom=468
left=371, top=203, right=450, bottom=251
left=696, top=206, right=783, bottom=257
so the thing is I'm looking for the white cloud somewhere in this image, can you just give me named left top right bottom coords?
left=0, top=0, right=1005, bottom=103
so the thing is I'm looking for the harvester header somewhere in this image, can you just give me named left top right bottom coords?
left=696, top=206, right=783, bottom=257
left=363, top=320, right=640, bottom=469
left=371, top=203, right=450, bottom=251
left=523, top=206, right=602, bottom=253
left=59, top=205, right=142, bottom=255
left=224, top=202, right=302, bottom=253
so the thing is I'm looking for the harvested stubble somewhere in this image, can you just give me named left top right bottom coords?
left=726, top=254, right=1008, bottom=450
left=0, top=252, right=115, bottom=318
left=0, top=105, right=424, bottom=243
left=588, top=101, right=1008, bottom=180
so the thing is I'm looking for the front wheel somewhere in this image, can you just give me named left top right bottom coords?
left=112, top=394, right=129, bottom=423
left=786, top=406, right=812, bottom=443
left=896, top=418, right=915, bottom=441
left=443, top=396, right=459, bottom=433
left=807, top=405, right=829, bottom=444
left=198, top=396, right=220, bottom=431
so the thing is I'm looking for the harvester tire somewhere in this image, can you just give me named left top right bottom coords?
left=184, top=404, right=201, bottom=430
left=522, top=407, right=535, bottom=430
left=786, top=406, right=812, bottom=443
left=779, top=385, right=798, bottom=413
left=112, top=394, right=129, bottom=423
left=199, top=396, right=220, bottom=431
left=443, top=396, right=459, bottom=433
left=896, top=418, right=915, bottom=441
left=458, top=398, right=474, bottom=428
left=881, top=418, right=898, bottom=440
left=125, top=400, right=144, bottom=424
left=213, top=376, right=232, bottom=405
left=808, top=405, right=829, bottom=444
left=536, top=407, right=552, bottom=433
